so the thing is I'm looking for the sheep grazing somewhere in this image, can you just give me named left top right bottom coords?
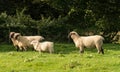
left=30, top=40, right=54, bottom=53
left=68, top=31, right=104, bottom=54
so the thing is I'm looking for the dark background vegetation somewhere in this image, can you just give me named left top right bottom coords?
left=0, top=0, right=120, bottom=43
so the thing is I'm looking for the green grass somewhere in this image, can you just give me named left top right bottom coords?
left=0, top=43, right=120, bottom=72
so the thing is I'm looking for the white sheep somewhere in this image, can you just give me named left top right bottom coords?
left=68, top=31, right=104, bottom=54
left=30, top=40, right=54, bottom=53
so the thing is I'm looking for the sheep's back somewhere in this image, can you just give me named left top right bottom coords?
left=24, top=36, right=44, bottom=42
left=81, top=35, right=103, bottom=48
left=81, top=37, right=95, bottom=48
left=39, top=41, right=53, bottom=51
left=18, top=36, right=31, bottom=46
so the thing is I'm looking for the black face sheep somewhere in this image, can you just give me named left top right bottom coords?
left=30, top=40, right=54, bottom=53
left=68, top=31, right=104, bottom=54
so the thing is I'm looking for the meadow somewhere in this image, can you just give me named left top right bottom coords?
left=0, top=43, right=120, bottom=72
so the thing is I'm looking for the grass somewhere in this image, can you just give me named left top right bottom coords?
left=0, top=43, right=120, bottom=72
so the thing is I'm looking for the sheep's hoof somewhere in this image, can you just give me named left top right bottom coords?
left=100, top=48, right=104, bottom=54
left=80, top=51, right=84, bottom=54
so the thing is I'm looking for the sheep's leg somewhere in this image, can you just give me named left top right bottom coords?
left=97, top=48, right=101, bottom=54
left=16, top=48, right=19, bottom=51
left=32, top=47, right=34, bottom=51
left=79, top=47, right=84, bottom=53
left=101, top=47, right=104, bottom=54
left=19, top=47, right=23, bottom=51
left=19, top=46, right=26, bottom=51
left=38, top=49, right=42, bottom=53
left=49, top=49, right=52, bottom=54
left=21, top=47, right=24, bottom=51
left=23, top=47, right=27, bottom=51
left=38, top=51, right=42, bottom=55
left=49, top=48, right=54, bottom=54
left=97, top=47, right=104, bottom=54
left=15, top=46, right=19, bottom=51
left=96, top=44, right=104, bottom=54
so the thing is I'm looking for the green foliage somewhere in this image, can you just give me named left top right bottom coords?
left=96, top=16, right=120, bottom=42
left=0, top=0, right=120, bottom=43
left=38, top=16, right=70, bottom=41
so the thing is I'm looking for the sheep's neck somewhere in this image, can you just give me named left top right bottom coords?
left=72, top=35, right=79, bottom=42
left=72, top=35, right=80, bottom=43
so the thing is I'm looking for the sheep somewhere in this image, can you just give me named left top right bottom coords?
left=13, top=33, right=32, bottom=51
left=14, top=33, right=45, bottom=51
left=9, top=32, right=19, bottom=51
left=68, top=31, right=104, bottom=54
left=9, top=32, right=44, bottom=51
left=30, top=40, right=54, bottom=53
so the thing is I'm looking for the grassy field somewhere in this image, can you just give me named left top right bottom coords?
left=0, top=43, right=120, bottom=72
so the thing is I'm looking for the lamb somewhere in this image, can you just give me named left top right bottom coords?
left=68, top=31, right=104, bottom=54
left=30, top=40, right=54, bottom=53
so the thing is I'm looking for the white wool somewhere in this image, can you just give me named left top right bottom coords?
left=31, top=41, right=54, bottom=53
left=24, top=36, right=44, bottom=42
left=68, top=31, right=104, bottom=54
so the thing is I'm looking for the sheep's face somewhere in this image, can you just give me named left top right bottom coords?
left=68, top=31, right=79, bottom=39
left=14, top=33, right=21, bottom=39
left=40, top=36, right=45, bottom=41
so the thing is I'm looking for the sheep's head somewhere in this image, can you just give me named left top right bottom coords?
left=40, top=36, right=45, bottom=41
left=68, top=31, right=79, bottom=39
left=14, top=33, right=21, bottom=40
left=9, top=32, right=15, bottom=38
